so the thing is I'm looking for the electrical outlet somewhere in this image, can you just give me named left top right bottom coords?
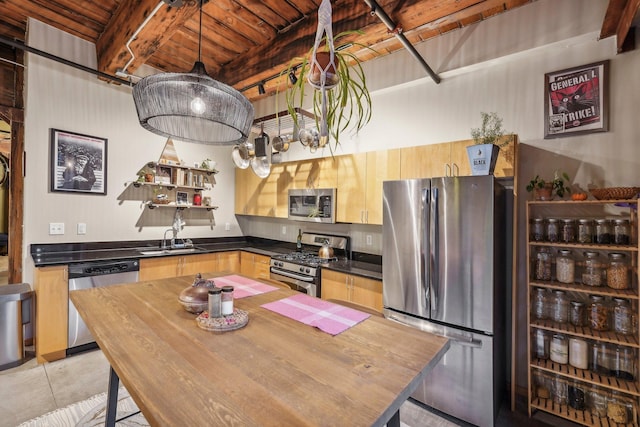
left=49, top=223, right=65, bottom=235
left=77, top=223, right=87, bottom=235
left=225, top=222, right=231, bottom=231
left=282, top=226, right=287, bottom=235
left=366, top=235, right=372, bottom=245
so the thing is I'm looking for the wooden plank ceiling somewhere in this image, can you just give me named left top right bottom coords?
left=0, top=0, right=638, bottom=103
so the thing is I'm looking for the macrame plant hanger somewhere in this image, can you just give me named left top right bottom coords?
left=308, top=0, right=338, bottom=146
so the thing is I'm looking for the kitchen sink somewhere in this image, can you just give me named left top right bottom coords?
left=138, top=247, right=204, bottom=256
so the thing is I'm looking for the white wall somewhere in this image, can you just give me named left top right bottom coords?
left=22, top=20, right=244, bottom=284
left=22, top=0, right=640, bottom=393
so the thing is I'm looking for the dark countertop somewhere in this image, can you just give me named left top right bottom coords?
left=30, top=237, right=382, bottom=281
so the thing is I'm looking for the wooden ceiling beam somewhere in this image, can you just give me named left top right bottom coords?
left=616, top=0, right=640, bottom=52
left=96, top=0, right=199, bottom=76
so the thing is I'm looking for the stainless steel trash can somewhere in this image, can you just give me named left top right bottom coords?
left=0, top=283, right=33, bottom=371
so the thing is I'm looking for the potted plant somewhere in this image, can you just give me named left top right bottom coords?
left=526, top=171, right=571, bottom=200
left=282, top=30, right=374, bottom=153
left=137, top=167, right=155, bottom=183
left=467, top=112, right=514, bottom=175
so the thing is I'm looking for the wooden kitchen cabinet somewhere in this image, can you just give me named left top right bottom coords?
left=240, top=252, right=271, bottom=280
left=321, top=269, right=382, bottom=312
left=336, top=150, right=400, bottom=224
left=215, top=251, right=241, bottom=274
left=526, top=198, right=639, bottom=425
left=400, top=141, right=453, bottom=179
left=290, top=157, right=337, bottom=190
left=34, top=265, right=68, bottom=363
left=400, top=137, right=516, bottom=179
left=140, top=252, right=240, bottom=281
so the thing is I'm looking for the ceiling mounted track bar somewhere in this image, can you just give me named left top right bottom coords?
left=363, top=0, right=441, bottom=84
left=0, top=35, right=132, bottom=86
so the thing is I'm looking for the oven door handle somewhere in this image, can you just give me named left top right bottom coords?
left=270, top=267, right=316, bottom=282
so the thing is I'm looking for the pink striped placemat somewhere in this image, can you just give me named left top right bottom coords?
left=208, top=275, right=279, bottom=299
left=261, top=293, right=371, bottom=335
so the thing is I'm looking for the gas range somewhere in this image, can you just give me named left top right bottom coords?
left=269, top=233, right=349, bottom=297
left=270, top=251, right=338, bottom=275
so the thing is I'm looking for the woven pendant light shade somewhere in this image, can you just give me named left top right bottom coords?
left=133, top=61, right=254, bottom=145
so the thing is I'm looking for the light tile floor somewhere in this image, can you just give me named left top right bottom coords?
left=1, top=348, right=577, bottom=427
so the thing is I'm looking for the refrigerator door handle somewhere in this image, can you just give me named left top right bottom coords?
left=386, top=314, right=483, bottom=348
left=422, top=187, right=430, bottom=309
left=431, top=187, right=439, bottom=313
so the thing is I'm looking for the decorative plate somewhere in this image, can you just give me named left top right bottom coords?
left=195, top=309, right=249, bottom=332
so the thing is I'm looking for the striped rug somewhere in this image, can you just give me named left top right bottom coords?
left=18, top=388, right=148, bottom=427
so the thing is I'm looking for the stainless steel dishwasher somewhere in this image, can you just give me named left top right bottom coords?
left=68, top=259, right=139, bottom=353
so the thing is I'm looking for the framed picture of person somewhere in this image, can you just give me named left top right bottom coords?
left=50, top=129, right=108, bottom=194
left=176, top=191, right=189, bottom=205
left=544, top=60, right=609, bottom=138
left=155, top=165, right=172, bottom=185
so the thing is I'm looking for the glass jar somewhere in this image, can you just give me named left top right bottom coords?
left=551, top=290, right=569, bottom=324
left=567, top=380, right=587, bottom=410
left=588, top=386, right=609, bottom=418
left=555, top=249, right=575, bottom=284
left=533, top=329, right=550, bottom=360
left=577, top=218, right=594, bottom=243
left=560, top=218, right=576, bottom=243
left=550, top=334, right=569, bottom=364
left=569, top=337, right=589, bottom=370
left=607, top=253, right=630, bottom=290
left=208, top=287, right=222, bottom=318
left=614, top=346, right=636, bottom=381
left=570, top=301, right=587, bottom=327
left=612, top=219, right=630, bottom=245
left=551, top=375, right=568, bottom=405
left=533, top=370, right=551, bottom=400
left=613, top=298, right=634, bottom=335
left=546, top=218, right=559, bottom=243
left=582, top=251, right=603, bottom=287
left=531, top=218, right=545, bottom=242
left=606, top=391, right=634, bottom=424
left=533, top=287, right=549, bottom=320
left=221, top=285, right=234, bottom=315
left=590, top=341, right=614, bottom=376
left=534, top=248, right=552, bottom=281
left=594, top=218, right=611, bottom=244
left=589, top=294, right=610, bottom=331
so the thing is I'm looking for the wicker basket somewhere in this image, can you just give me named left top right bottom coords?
left=590, top=187, right=640, bottom=200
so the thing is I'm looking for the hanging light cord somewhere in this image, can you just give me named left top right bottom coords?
left=197, top=0, right=203, bottom=63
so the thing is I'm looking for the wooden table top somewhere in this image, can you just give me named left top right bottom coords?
left=70, top=273, right=449, bottom=427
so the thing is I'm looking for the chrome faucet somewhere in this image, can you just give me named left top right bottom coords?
left=161, top=228, right=175, bottom=250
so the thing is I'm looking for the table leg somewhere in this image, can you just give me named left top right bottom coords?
left=387, top=409, right=400, bottom=427
left=105, top=366, right=119, bottom=427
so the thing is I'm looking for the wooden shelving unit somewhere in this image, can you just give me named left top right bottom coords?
left=527, top=198, right=639, bottom=426
left=132, top=162, right=218, bottom=211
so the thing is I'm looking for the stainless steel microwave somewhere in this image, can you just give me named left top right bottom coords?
left=288, top=188, right=336, bottom=223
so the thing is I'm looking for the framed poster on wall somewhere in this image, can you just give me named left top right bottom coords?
left=50, top=128, right=107, bottom=194
left=544, top=60, right=609, bottom=139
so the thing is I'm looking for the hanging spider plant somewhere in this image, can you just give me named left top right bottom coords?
left=281, top=30, right=374, bottom=153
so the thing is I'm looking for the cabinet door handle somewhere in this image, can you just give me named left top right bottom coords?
left=444, top=163, right=451, bottom=177
left=452, top=163, right=459, bottom=177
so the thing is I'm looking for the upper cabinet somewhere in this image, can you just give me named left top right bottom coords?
left=400, top=137, right=516, bottom=179
left=290, top=158, right=337, bottom=190
left=336, top=150, right=400, bottom=225
left=233, top=138, right=515, bottom=222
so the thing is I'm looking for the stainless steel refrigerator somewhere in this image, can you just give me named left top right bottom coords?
left=382, top=175, right=510, bottom=427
